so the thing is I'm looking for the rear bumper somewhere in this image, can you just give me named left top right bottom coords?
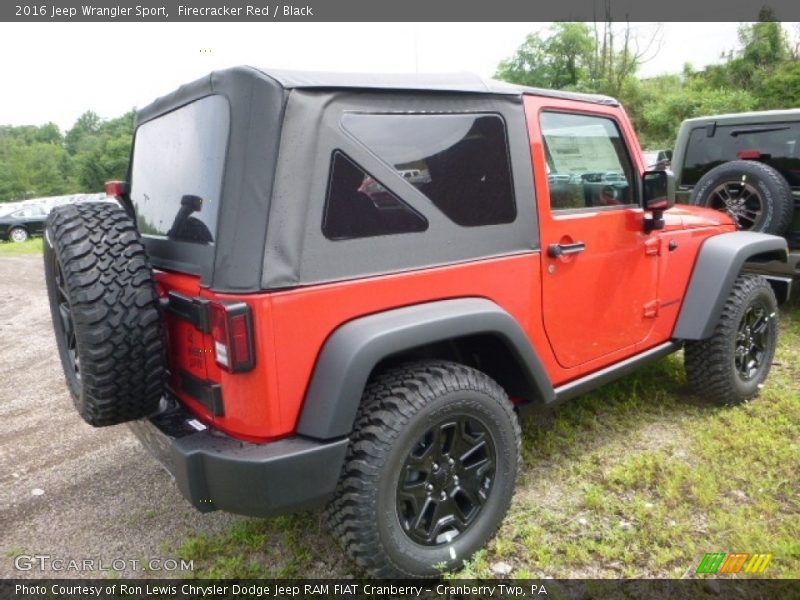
left=128, top=400, right=349, bottom=517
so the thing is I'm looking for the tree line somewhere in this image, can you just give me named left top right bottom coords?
left=0, top=110, right=133, bottom=203
left=496, top=12, right=800, bottom=149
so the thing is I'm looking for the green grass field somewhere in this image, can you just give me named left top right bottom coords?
left=174, top=295, right=800, bottom=579
left=0, top=238, right=43, bottom=256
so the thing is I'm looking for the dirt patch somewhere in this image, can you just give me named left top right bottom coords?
left=0, top=255, right=240, bottom=579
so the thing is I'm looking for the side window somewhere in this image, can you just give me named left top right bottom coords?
left=342, top=113, right=516, bottom=227
left=540, top=112, right=637, bottom=211
left=322, top=152, right=428, bottom=241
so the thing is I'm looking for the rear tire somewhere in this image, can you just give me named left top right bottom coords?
left=684, top=274, right=778, bottom=405
left=690, top=160, right=793, bottom=235
left=44, top=202, right=165, bottom=426
left=325, top=361, right=521, bottom=577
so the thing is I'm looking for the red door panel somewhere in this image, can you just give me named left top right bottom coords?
left=541, top=209, right=659, bottom=367
left=524, top=96, right=659, bottom=369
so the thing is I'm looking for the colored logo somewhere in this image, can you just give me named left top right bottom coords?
left=696, top=552, right=772, bottom=574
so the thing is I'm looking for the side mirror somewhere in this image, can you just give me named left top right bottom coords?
left=642, top=170, right=675, bottom=232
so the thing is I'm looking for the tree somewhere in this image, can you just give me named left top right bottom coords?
left=757, top=60, right=800, bottom=109
left=739, top=9, right=789, bottom=71
left=496, top=18, right=798, bottom=151
left=0, top=109, right=135, bottom=202
left=496, top=19, right=660, bottom=99
left=495, top=32, right=555, bottom=88
left=65, top=111, right=101, bottom=155
left=545, top=23, right=595, bottom=89
left=71, top=110, right=134, bottom=191
left=0, top=139, right=72, bottom=200
left=496, top=23, right=595, bottom=90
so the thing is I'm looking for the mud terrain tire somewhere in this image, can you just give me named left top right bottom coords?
left=684, top=274, right=778, bottom=405
left=325, top=360, right=520, bottom=577
left=44, top=202, right=165, bottom=426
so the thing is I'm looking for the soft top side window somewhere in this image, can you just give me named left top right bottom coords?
left=322, top=151, right=428, bottom=241
left=342, top=113, right=516, bottom=227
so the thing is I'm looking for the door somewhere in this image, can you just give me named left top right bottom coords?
left=524, top=98, right=659, bottom=369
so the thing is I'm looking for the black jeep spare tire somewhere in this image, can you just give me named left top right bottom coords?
left=690, top=160, right=793, bottom=235
left=44, top=202, right=165, bottom=427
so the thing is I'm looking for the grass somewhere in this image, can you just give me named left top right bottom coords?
left=0, top=238, right=43, bottom=256
left=165, top=297, right=800, bottom=579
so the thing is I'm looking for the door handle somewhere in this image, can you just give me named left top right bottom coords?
left=548, top=241, right=586, bottom=258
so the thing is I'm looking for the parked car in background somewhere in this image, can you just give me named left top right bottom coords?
left=0, top=193, right=111, bottom=242
left=0, top=205, right=48, bottom=242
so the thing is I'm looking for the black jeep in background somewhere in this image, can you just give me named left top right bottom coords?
left=672, top=109, right=800, bottom=280
left=672, top=109, right=800, bottom=244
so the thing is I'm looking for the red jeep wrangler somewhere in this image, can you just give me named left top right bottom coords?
left=44, top=67, right=790, bottom=577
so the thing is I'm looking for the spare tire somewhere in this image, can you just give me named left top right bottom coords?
left=689, top=160, right=793, bottom=235
left=44, top=202, right=165, bottom=427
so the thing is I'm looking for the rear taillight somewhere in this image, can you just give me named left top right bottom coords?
left=736, top=150, right=764, bottom=160
left=105, top=180, right=130, bottom=198
left=208, top=301, right=255, bottom=373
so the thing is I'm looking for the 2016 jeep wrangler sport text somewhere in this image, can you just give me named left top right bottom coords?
left=44, top=67, right=790, bottom=577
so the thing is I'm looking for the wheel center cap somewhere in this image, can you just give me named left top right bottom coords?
left=434, top=462, right=454, bottom=484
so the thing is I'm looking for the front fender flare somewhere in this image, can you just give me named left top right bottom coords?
left=673, top=231, right=787, bottom=340
left=296, top=297, right=554, bottom=440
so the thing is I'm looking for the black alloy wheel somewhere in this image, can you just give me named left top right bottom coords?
left=52, top=255, right=81, bottom=383
left=734, top=300, right=770, bottom=382
left=396, top=415, right=496, bottom=546
left=706, top=180, right=764, bottom=231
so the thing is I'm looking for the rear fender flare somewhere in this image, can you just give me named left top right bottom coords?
left=296, top=297, right=554, bottom=440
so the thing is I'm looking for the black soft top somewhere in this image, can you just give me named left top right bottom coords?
left=252, top=67, right=619, bottom=104
left=131, top=66, right=586, bottom=291
left=136, top=66, right=618, bottom=126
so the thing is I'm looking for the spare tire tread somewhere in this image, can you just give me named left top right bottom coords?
left=44, top=202, right=165, bottom=427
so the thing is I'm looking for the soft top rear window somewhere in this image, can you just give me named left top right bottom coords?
left=682, top=122, right=800, bottom=187
left=130, top=95, right=230, bottom=245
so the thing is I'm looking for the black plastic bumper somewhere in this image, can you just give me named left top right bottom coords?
left=128, top=401, right=349, bottom=517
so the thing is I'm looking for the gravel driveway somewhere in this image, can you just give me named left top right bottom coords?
left=0, top=254, right=240, bottom=579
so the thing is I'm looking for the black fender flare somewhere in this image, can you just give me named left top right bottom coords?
left=673, top=231, right=787, bottom=341
left=296, top=297, right=554, bottom=440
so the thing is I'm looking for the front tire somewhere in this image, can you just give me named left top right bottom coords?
left=325, top=361, right=521, bottom=578
left=685, top=274, right=778, bottom=405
